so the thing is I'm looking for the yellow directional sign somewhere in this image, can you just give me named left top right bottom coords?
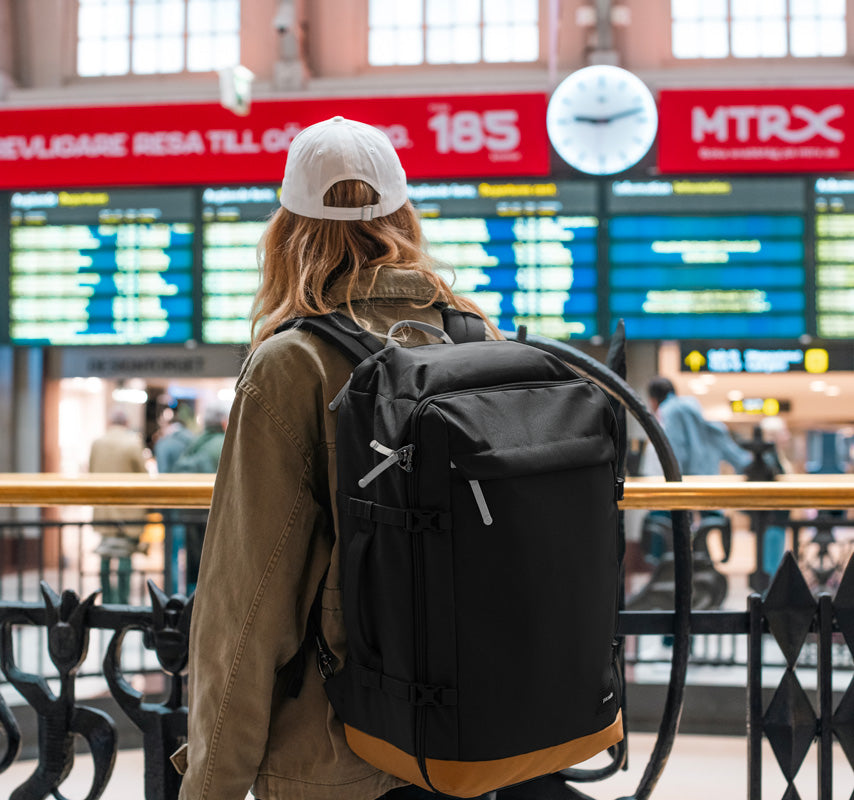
left=762, top=398, right=780, bottom=416
left=684, top=350, right=706, bottom=372
left=804, top=348, right=829, bottom=374
left=731, top=397, right=789, bottom=415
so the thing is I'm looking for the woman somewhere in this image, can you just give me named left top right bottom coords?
left=173, top=116, right=496, bottom=800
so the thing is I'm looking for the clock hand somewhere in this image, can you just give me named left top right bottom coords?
left=573, top=115, right=611, bottom=124
left=608, top=106, right=645, bottom=122
left=573, top=107, right=645, bottom=124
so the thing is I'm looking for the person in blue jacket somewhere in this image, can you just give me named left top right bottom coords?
left=644, top=377, right=752, bottom=573
left=647, top=376, right=751, bottom=477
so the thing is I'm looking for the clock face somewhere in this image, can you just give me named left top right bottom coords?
left=547, top=65, right=658, bottom=176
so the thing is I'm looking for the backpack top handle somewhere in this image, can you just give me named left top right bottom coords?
left=440, top=306, right=486, bottom=343
left=385, top=319, right=454, bottom=346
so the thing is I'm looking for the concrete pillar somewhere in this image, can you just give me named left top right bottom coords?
left=0, top=347, right=14, bottom=473
left=14, top=347, right=44, bottom=473
left=11, top=0, right=66, bottom=88
left=0, top=0, right=14, bottom=94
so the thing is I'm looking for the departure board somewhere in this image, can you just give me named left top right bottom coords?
left=411, top=180, right=599, bottom=338
left=814, top=177, right=854, bottom=338
left=607, top=179, right=806, bottom=339
left=201, top=186, right=278, bottom=344
left=9, top=188, right=194, bottom=344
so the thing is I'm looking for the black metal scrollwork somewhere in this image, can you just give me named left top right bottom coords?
left=103, top=581, right=193, bottom=800
left=1, top=583, right=117, bottom=800
left=0, top=690, right=22, bottom=773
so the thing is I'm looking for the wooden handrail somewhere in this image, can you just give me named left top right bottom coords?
left=0, top=473, right=851, bottom=510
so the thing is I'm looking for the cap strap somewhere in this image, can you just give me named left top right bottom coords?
left=321, top=204, right=378, bottom=221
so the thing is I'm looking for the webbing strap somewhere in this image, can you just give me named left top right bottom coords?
left=339, top=493, right=451, bottom=532
left=276, top=307, right=486, bottom=368
left=440, top=306, right=487, bottom=344
left=283, top=570, right=329, bottom=698
left=356, top=666, right=458, bottom=707
left=276, top=313, right=383, bottom=366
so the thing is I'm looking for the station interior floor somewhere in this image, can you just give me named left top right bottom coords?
left=3, top=733, right=851, bottom=800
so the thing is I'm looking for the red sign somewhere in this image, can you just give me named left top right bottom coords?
left=658, top=87, right=854, bottom=174
left=0, top=93, right=549, bottom=189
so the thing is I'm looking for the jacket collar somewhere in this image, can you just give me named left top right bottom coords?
left=325, top=266, right=439, bottom=308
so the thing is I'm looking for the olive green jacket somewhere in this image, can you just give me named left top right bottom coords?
left=175, top=267, right=475, bottom=800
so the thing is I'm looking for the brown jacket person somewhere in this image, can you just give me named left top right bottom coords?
left=174, top=117, right=496, bottom=800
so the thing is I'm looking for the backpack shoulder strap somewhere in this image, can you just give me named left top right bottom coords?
left=440, top=307, right=487, bottom=343
left=276, top=313, right=384, bottom=367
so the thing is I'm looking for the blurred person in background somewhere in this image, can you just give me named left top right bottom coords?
left=173, top=402, right=229, bottom=475
left=756, top=416, right=793, bottom=575
left=647, top=376, right=751, bottom=478
left=153, top=400, right=198, bottom=593
left=643, top=377, right=751, bottom=566
left=88, top=407, right=149, bottom=604
left=154, top=401, right=196, bottom=474
left=172, top=401, right=230, bottom=594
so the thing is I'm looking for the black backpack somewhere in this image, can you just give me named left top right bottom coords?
left=278, top=309, right=624, bottom=798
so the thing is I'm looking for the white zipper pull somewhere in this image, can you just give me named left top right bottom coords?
left=451, top=462, right=493, bottom=526
left=369, top=439, right=395, bottom=457
left=328, top=375, right=352, bottom=411
left=358, top=442, right=415, bottom=488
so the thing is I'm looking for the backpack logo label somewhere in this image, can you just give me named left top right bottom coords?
left=602, top=691, right=614, bottom=704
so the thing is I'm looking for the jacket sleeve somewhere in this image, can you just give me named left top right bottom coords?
left=708, top=421, right=752, bottom=473
left=658, top=403, right=691, bottom=474
left=178, top=338, right=330, bottom=800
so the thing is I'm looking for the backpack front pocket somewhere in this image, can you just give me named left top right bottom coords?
left=411, top=380, right=621, bottom=761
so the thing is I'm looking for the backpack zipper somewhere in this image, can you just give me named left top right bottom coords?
left=328, top=375, right=352, bottom=411
left=406, top=378, right=580, bottom=788
left=450, top=462, right=493, bottom=525
left=357, top=441, right=414, bottom=487
left=409, top=379, right=579, bottom=524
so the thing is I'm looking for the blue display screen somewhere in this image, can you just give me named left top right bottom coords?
left=200, top=186, right=279, bottom=345
left=814, top=178, right=854, bottom=338
left=9, top=189, right=195, bottom=345
left=3, top=177, right=846, bottom=346
left=412, top=180, right=600, bottom=338
left=608, top=214, right=806, bottom=340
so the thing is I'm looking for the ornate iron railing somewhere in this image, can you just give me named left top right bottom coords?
left=0, top=482, right=851, bottom=800
left=1, top=325, right=853, bottom=799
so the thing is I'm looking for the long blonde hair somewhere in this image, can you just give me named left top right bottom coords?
left=250, top=180, right=498, bottom=348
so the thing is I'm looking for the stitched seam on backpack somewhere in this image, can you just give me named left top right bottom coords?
left=199, top=462, right=310, bottom=798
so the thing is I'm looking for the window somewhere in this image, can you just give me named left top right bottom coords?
left=368, top=0, right=538, bottom=67
left=77, top=0, right=240, bottom=77
left=671, top=0, right=846, bottom=59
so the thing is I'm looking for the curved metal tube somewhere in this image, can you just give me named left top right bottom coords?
left=0, top=692, right=22, bottom=773
left=514, top=333, right=692, bottom=800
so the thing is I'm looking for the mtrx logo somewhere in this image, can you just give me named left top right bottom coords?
left=691, top=104, right=844, bottom=144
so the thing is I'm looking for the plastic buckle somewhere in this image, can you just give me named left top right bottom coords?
left=315, top=640, right=338, bottom=681
left=405, top=510, right=443, bottom=532
left=615, top=477, right=625, bottom=502
left=410, top=684, right=443, bottom=706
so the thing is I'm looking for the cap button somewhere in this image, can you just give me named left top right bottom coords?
left=332, top=116, right=344, bottom=122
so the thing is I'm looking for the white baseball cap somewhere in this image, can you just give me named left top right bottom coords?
left=280, top=116, right=408, bottom=221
